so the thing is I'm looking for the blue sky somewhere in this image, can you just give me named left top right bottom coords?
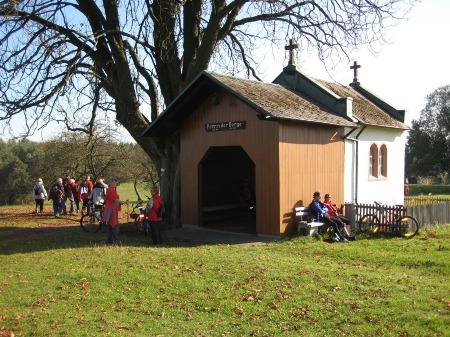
left=260, top=0, right=450, bottom=125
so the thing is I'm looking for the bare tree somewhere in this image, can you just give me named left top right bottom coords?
left=0, top=0, right=416, bottom=225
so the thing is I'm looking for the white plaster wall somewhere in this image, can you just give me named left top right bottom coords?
left=344, top=126, right=407, bottom=206
left=344, top=137, right=356, bottom=203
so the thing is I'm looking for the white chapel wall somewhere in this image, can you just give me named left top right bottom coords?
left=344, top=126, right=407, bottom=206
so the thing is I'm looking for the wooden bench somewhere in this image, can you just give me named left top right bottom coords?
left=203, top=203, right=247, bottom=213
left=294, top=207, right=325, bottom=236
left=202, top=203, right=249, bottom=222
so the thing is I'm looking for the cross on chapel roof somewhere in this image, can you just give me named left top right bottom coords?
left=350, top=61, right=361, bottom=85
left=285, top=38, right=298, bottom=66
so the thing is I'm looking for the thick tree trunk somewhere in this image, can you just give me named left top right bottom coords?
left=114, top=94, right=181, bottom=227
left=137, top=134, right=181, bottom=229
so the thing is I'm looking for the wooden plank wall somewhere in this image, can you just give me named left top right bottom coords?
left=180, top=90, right=281, bottom=234
left=279, top=122, right=345, bottom=233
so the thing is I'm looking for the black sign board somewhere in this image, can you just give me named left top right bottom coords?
left=205, top=121, right=246, bottom=132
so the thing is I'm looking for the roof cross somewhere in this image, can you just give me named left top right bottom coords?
left=350, top=61, right=361, bottom=83
left=285, top=38, right=298, bottom=66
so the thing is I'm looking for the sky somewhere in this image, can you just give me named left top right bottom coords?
left=260, top=0, right=450, bottom=126
left=2, top=0, right=449, bottom=141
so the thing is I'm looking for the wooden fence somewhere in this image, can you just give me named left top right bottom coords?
left=344, top=201, right=450, bottom=228
left=407, top=202, right=450, bottom=226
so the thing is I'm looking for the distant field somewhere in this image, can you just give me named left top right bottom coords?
left=407, top=184, right=450, bottom=197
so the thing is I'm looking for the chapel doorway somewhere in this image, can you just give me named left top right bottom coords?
left=199, top=146, right=256, bottom=233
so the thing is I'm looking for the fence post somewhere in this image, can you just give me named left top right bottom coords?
left=345, top=203, right=356, bottom=229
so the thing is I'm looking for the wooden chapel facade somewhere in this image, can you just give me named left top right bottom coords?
left=143, top=53, right=408, bottom=236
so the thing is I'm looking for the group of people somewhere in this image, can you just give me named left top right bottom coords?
left=32, top=175, right=165, bottom=246
left=33, top=175, right=103, bottom=218
left=309, top=191, right=355, bottom=243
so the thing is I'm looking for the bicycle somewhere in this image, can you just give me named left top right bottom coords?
left=358, top=201, right=419, bottom=239
left=80, top=203, right=105, bottom=232
left=130, top=199, right=149, bottom=236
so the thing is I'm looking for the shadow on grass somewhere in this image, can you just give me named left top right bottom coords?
left=0, top=218, right=276, bottom=254
left=1, top=210, right=418, bottom=255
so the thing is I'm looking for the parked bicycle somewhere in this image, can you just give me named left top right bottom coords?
left=80, top=202, right=105, bottom=232
left=130, top=199, right=150, bottom=236
left=358, top=201, right=419, bottom=239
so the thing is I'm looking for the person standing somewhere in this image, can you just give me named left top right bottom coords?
left=308, top=191, right=348, bottom=243
left=62, top=175, right=75, bottom=215
left=103, top=177, right=129, bottom=245
left=146, top=186, right=165, bottom=245
left=71, top=179, right=81, bottom=213
left=323, top=194, right=355, bottom=240
left=80, top=175, right=94, bottom=214
left=91, top=178, right=108, bottom=216
left=32, top=178, right=47, bottom=214
left=48, top=178, right=64, bottom=218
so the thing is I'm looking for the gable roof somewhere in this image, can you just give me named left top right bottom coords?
left=209, top=73, right=356, bottom=127
left=316, top=80, right=408, bottom=129
left=273, top=69, right=409, bottom=130
left=142, top=69, right=408, bottom=137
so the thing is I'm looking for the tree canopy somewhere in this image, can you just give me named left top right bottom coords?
left=1, top=0, right=416, bottom=223
left=0, top=135, right=155, bottom=205
left=406, top=85, right=450, bottom=182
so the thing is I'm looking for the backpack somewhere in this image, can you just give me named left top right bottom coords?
left=157, top=200, right=166, bottom=218
left=72, top=185, right=79, bottom=194
left=80, top=181, right=88, bottom=195
left=34, top=186, right=41, bottom=196
left=50, top=185, right=62, bottom=198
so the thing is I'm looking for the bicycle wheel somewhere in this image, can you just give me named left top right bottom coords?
left=359, top=214, right=381, bottom=233
left=135, top=217, right=145, bottom=234
left=143, top=220, right=150, bottom=236
left=398, top=215, right=419, bottom=239
left=80, top=214, right=102, bottom=232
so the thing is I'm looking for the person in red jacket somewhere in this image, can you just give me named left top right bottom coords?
left=323, top=194, right=355, bottom=241
left=71, top=179, right=81, bottom=213
left=80, top=175, right=94, bottom=214
left=146, top=186, right=165, bottom=245
left=103, top=177, right=129, bottom=245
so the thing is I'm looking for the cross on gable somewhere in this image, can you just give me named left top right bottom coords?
left=350, top=61, right=361, bottom=83
left=285, top=38, right=298, bottom=66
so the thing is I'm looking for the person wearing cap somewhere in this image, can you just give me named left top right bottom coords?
left=32, top=178, right=47, bottom=214
left=103, top=177, right=129, bottom=245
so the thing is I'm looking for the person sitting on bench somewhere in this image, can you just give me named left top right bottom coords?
left=308, top=191, right=348, bottom=243
left=324, top=193, right=355, bottom=241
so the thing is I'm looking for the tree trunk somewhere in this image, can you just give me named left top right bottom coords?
left=137, top=134, right=181, bottom=229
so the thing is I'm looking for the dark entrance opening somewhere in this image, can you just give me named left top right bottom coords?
left=199, top=146, right=256, bottom=233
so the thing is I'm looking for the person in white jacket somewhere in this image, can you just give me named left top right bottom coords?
left=32, top=178, right=48, bottom=214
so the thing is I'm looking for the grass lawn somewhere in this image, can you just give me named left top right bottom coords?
left=407, top=184, right=450, bottom=198
left=0, top=203, right=449, bottom=337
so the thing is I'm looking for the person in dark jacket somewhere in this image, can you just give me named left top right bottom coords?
left=309, top=191, right=348, bottom=243
left=48, top=178, right=64, bottom=218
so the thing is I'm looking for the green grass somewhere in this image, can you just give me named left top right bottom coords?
left=1, top=205, right=449, bottom=336
left=407, top=183, right=450, bottom=198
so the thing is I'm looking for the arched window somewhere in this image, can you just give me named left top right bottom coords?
left=369, top=144, right=378, bottom=178
left=379, top=144, right=387, bottom=177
